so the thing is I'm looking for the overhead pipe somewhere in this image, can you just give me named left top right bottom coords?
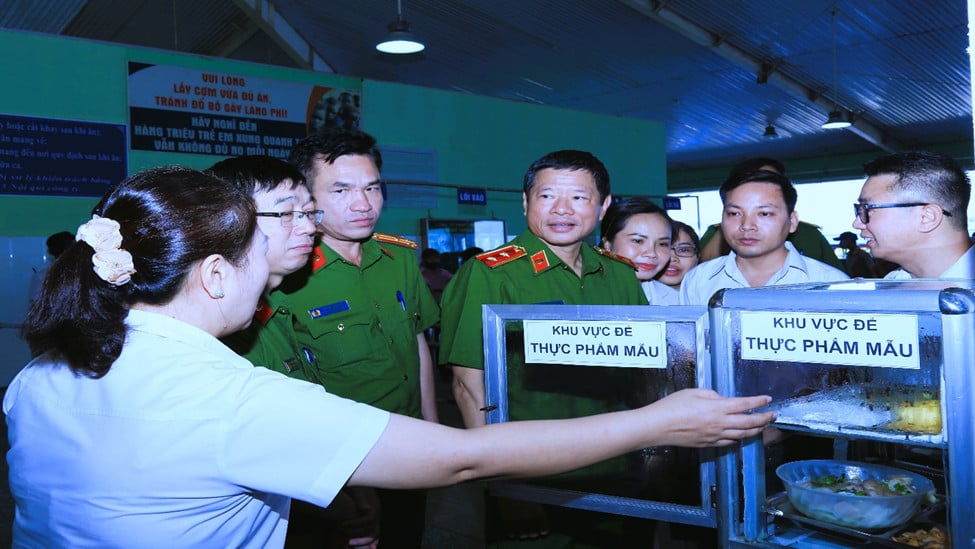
left=619, top=0, right=903, bottom=152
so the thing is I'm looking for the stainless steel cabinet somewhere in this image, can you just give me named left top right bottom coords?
left=710, top=280, right=974, bottom=548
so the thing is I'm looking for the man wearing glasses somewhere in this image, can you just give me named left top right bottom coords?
left=210, top=154, right=388, bottom=548
left=853, top=150, right=973, bottom=280
left=680, top=169, right=848, bottom=306
left=209, top=155, right=323, bottom=380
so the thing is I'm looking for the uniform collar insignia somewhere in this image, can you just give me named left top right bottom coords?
left=531, top=250, right=550, bottom=273
left=254, top=296, right=274, bottom=325
left=311, top=246, right=327, bottom=272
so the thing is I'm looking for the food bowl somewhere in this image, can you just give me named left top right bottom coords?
left=776, top=460, right=934, bottom=530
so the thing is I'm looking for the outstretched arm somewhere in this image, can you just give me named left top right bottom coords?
left=416, top=334, right=439, bottom=423
left=451, top=364, right=487, bottom=428
left=349, top=388, right=773, bottom=489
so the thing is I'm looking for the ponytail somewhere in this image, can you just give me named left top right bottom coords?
left=23, top=240, right=129, bottom=377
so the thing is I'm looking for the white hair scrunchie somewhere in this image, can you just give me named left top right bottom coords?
left=76, top=215, right=137, bottom=286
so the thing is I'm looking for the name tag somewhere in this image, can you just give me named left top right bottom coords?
left=308, top=300, right=350, bottom=319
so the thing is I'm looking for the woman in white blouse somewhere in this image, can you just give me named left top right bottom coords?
left=600, top=197, right=679, bottom=304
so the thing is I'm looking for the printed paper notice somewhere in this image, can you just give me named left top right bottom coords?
left=523, top=320, right=667, bottom=368
left=739, top=311, right=919, bottom=369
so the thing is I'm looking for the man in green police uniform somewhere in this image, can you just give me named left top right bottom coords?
left=439, top=149, right=648, bottom=546
left=211, top=156, right=321, bottom=381
left=283, top=128, right=439, bottom=548
left=211, top=156, right=381, bottom=549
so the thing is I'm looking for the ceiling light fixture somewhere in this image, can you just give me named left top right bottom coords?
left=822, top=9, right=851, bottom=130
left=376, top=0, right=424, bottom=54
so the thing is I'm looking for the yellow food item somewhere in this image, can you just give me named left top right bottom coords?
left=891, top=525, right=946, bottom=548
left=889, top=399, right=942, bottom=434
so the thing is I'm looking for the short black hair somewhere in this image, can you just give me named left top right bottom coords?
left=523, top=150, right=610, bottom=202
left=207, top=155, right=308, bottom=195
left=289, top=127, right=383, bottom=178
left=671, top=221, right=700, bottom=251
left=719, top=169, right=798, bottom=213
left=864, top=150, right=970, bottom=232
left=729, top=157, right=786, bottom=179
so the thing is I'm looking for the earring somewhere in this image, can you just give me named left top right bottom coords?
left=214, top=289, right=225, bottom=299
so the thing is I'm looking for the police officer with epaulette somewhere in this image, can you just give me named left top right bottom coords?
left=439, top=149, right=648, bottom=546
left=282, top=128, right=440, bottom=548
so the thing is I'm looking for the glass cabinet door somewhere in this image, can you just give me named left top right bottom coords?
left=482, top=304, right=719, bottom=526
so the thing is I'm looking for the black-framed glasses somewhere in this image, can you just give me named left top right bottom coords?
left=853, top=202, right=951, bottom=224
left=256, top=210, right=324, bottom=227
left=672, top=244, right=698, bottom=258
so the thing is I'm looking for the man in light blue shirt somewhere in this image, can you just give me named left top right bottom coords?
left=681, top=169, right=847, bottom=305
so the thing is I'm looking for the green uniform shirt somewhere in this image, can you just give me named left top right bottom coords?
left=439, top=231, right=647, bottom=422
left=282, top=234, right=439, bottom=418
left=223, top=291, right=316, bottom=381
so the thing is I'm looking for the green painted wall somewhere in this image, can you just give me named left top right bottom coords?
left=0, top=30, right=666, bottom=239
left=364, top=80, right=666, bottom=236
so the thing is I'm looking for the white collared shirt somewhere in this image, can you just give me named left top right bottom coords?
left=642, top=279, right=679, bottom=305
left=4, top=309, right=389, bottom=548
left=679, top=242, right=849, bottom=305
left=884, top=244, right=975, bottom=280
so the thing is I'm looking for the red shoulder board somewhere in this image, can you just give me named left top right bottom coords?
left=372, top=232, right=418, bottom=249
left=476, top=245, right=527, bottom=268
left=311, top=246, right=327, bottom=272
left=594, top=246, right=636, bottom=268
left=254, top=297, right=274, bottom=326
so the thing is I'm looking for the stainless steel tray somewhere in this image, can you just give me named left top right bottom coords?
left=766, top=492, right=946, bottom=548
left=765, top=385, right=944, bottom=446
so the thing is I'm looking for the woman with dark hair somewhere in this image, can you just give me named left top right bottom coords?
left=659, top=221, right=701, bottom=292
left=600, top=197, right=679, bottom=304
left=6, top=167, right=774, bottom=547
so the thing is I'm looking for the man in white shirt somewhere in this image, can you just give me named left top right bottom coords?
left=680, top=169, right=848, bottom=305
left=853, top=150, right=973, bottom=280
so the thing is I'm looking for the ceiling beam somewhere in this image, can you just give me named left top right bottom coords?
left=230, top=0, right=335, bottom=73
left=619, top=0, right=904, bottom=153
left=208, top=19, right=261, bottom=58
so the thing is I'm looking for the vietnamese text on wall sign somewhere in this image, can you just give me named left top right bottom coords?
left=0, top=114, right=127, bottom=197
left=523, top=320, right=667, bottom=368
left=127, top=62, right=361, bottom=159
left=739, top=311, right=919, bottom=369
left=457, top=187, right=487, bottom=205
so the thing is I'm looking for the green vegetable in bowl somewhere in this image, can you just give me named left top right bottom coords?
left=811, top=474, right=846, bottom=488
